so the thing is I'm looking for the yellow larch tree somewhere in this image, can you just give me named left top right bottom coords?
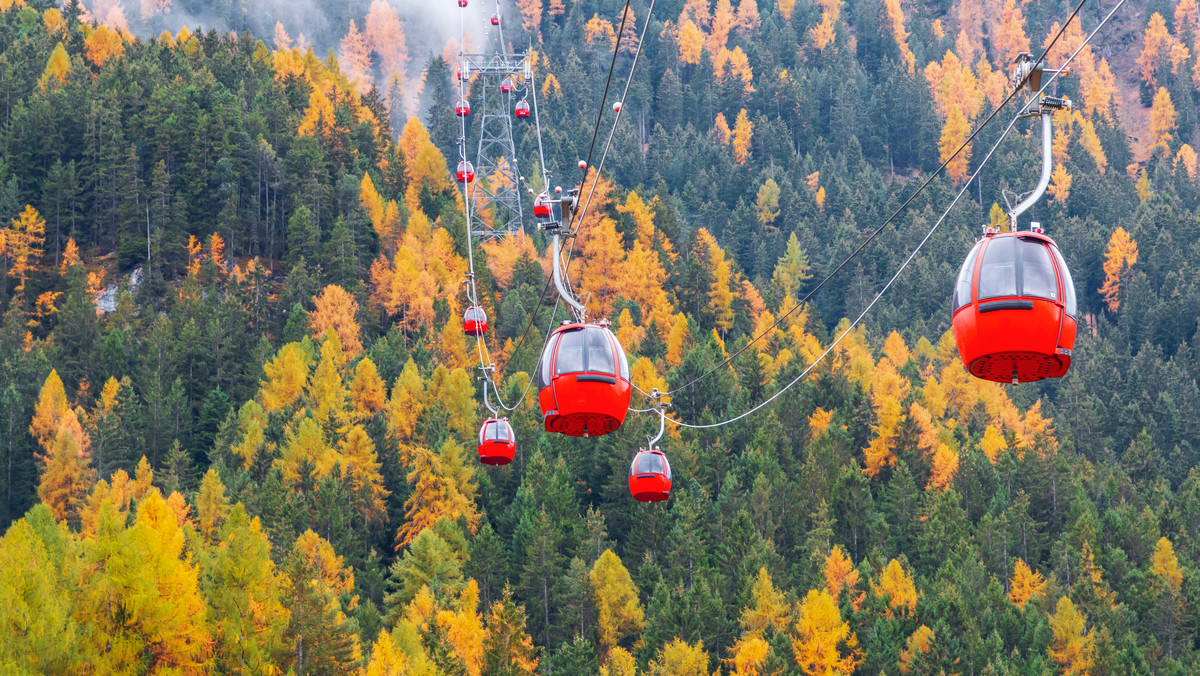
left=6, top=205, right=45, bottom=294
left=697, top=228, right=735, bottom=332
left=778, top=0, right=795, bottom=21
left=310, top=284, right=363, bottom=360
left=647, top=638, right=710, bottom=675
left=364, top=0, right=408, bottom=78
left=38, top=42, right=69, bottom=91
left=578, top=215, right=627, bottom=318
left=30, top=369, right=70, bottom=457
left=898, top=625, right=934, bottom=673
left=1048, top=597, right=1094, bottom=675
left=196, top=467, right=231, bottom=543
left=43, top=7, right=65, bottom=32
left=340, top=425, right=389, bottom=524
left=1149, top=86, right=1178, bottom=159
left=823, top=545, right=861, bottom=605
left=808, top=0, right=841, bottom=51
left=397, top=441, right=480, bottom=547
left=84, top=25, right=124, bottom=67
left=436, top=579, right=486, bottom=675
left=1048, top=163, right=1072, bottom=203
left=1008, top=559, right=1047, bottom=609
left=993, top=0, right=1030, bottom=64
left=340, top=20, right=373, bottom=94
left=349, top=357, right=387, bottom=417
left=714, top=112, right=732, bottom=145
left=939, top=105, right=972, bottom=185
left=755, top=179, right=781, bottom=226
left=79, top=489, right=211, bottom=670
left=585, top=14, right=617, bottom=50
left=387, top=358, right=426, bottom=442
left=883, top=0, right=915, bottom=73
left=727, top=635, right=771, bottom=676
left=1178, top=0, right=1200, bottom=37
left=1098, top=227, right=1138, bottom=312
left=260, top=342, right=311, bottom=412
left=1138, top=13, right=1176, bottom=88
left=590, top=549, right=645, bottom=658
left=601, top=647, right=637, bottom=676
left=731, top=109, right=754, bottom=164
left=872, top=558, right=918, bottom=618
left=1150, top=536, right=1183, bottom=590
left=678, top=19, right=705, bottom=64
left=735, top=0, right=761, bottom=35
left=1176, top=144, right=1198, bottom=178
left=309, top=334, right=349, bottom=426
left=740, top=567, right=789, bottom=635
left=517, top=0, right=543, bottom=37
left=980, top=424, right=1008, bottom=463
left=276, top=417, right=336, bottom=484
left=927, top=443, right=959, bottom=490
left=37, top=421, right=95, bottom=525
left=792, top=588, right=861, bottom=675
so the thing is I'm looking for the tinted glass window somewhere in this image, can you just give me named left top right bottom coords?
left=585, top=328, right=615, bottom=374
left=1021, top=240, right=1058, bottom=301
left=1051, top=246, right=1077, bottom=316
left=954, top=241, right=982, bottom=310
left=978, top=237, right=1018, bottom=299
left=634, top=452, right=665, bottom=475
left=661, top=454, right=672, bottom=481
left=538, top=335, right=557, bottom=389
left=494, top=423, right=510, bottom=441
left=612, top=331, right=630, bottom=380
left=556, top=330, right=585, bottom=375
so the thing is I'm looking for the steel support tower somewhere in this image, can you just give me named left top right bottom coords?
left=461, top=53, right=531, bottom=242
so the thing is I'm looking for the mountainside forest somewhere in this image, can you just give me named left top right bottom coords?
left=3, top=0, right=1200, bottom=673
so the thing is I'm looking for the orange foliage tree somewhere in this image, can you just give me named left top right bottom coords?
left=1008, top=559, right=1047, bottom=609
left=1149, top=86, right=1178, bottom=159
left=792, top=588, right=861, bottom=675
left=340, top=19, right=373, bottom=94
left=84, top=25, right=124, bottom=67
left=309, top=284, right=363, bottom=359
left=1098, top=227, right=1138, bottom=312
left=938, top=105, right=972, bottom=185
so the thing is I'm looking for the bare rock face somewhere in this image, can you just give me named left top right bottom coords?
left=94, top=266, right=142, bottom=315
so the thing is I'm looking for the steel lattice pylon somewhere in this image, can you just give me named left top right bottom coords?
left=461, top=53, right=531, bottom=242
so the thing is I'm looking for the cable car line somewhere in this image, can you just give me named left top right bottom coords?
left=478, top=0, right=657, bottom=399
left=662, top=0, right=1092, bottom=399
left=657, top=0, right=1122, bottom=431
left=575, top=0, right=635, bottom=203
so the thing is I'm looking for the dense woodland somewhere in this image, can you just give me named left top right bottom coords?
left=2, top=0, right=1200, bottom=672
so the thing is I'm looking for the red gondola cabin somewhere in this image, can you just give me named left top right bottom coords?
left=455, top=100, right=470, bottom=117
left=456, top=161, right=475, bottom=183
left=463, top=306, right=488, bottom=335
left=951, top=230, right=1077, bottom=383
left=533, top=193, right=552, bottom=218
left=478, top=418, right=515, bottom=465
left=458, top=0, right=467, bottom=7
left=628, top=449, right=671, bottom=502
left=490, top=13, right=501, bottom=25
left=515, top=100, right=531, bottom=118
left=537, top=323, right=631, bottom=436
left=500, top=78, right=514, bottom=93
